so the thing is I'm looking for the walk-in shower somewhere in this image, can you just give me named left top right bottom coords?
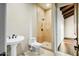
left=36, top=3, right=53, bottom=52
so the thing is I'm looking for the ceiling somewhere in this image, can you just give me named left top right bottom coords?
left=37, top=3, right=52, bottom=10
left=37, top=3, right=74, bottom=19
left=60, top=4, right=74, bottom=19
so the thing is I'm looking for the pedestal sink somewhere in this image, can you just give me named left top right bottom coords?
left=6, top=36, right=24, bottom=56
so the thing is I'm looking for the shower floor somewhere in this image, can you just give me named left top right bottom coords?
left=41, top=41, right=52, bottom=51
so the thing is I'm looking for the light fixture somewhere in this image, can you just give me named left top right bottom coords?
left=46, top=3, right=50, bottom=7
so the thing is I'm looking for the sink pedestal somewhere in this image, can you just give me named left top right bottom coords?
left=7, top=36, right=24, bottom=56
left=11, top=44, right=17, bottom=56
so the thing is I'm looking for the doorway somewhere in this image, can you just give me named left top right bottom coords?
left=56, top=3, right=79, bottom=56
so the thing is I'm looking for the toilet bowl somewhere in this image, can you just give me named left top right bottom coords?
left=28, top=37, right=42, bottom=54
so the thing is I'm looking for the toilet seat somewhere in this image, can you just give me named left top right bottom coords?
left=28, top=37, right=42, bottom=54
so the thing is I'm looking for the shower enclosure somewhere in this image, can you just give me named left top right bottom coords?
left=36, top=3, right=54, bottom=53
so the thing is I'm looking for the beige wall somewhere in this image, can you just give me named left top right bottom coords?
left=37, top=6, right=52, bottom=42
left=37, top=6, right=45, bottom=42
left=44, top=9, right=52, bottom=42
left=6, top=3, right=37, bottom=55
left=64, top=15, right=76, bottom=38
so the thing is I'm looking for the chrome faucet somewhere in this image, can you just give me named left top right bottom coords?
left=8, top=34, right=17, bottom=39
left=12, top=34, right=17, bottom=39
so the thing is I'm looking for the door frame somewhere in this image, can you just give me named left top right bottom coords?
left=52, top=3, right=78, bottom=56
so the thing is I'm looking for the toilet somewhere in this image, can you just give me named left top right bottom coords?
left=28, top=23, right=42, bottom=54
left=28, top=37, right=42, bottom=54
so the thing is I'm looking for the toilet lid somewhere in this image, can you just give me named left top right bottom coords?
left=30, top=42, right=42, bottom=47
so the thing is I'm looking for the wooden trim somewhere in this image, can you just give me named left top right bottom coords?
left=64, top=11, right=74, bottom=19
left=60, top=4, right=74, bottom=19
left=64, top=38, right=76, bottom=39
left=63, top=8, right=74, bottom=16
left=60, top=4, right=74, bottom=12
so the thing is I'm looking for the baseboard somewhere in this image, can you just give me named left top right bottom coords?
left=0, top=52, right=6, bottom=56
left=42, top=46, right=53, bottom=52
left=64, top=37, right=76, bottom=39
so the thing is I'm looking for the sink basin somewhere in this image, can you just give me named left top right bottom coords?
left=6, top=36, right=24, bottom=45
left=6, top=35, right=24, bottom=56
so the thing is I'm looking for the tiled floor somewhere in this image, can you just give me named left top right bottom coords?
left=19, top=41, right=53, bottom=56
left=23, top=48, right=53, bottom=56
left=59, top=39, right=76, bottom=56
left=41, top=41, right=52, bottom=50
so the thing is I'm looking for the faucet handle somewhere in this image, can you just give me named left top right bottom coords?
left=12, top=34, right=17, bottom=39
left=8, top=36, right=11, bottom=39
